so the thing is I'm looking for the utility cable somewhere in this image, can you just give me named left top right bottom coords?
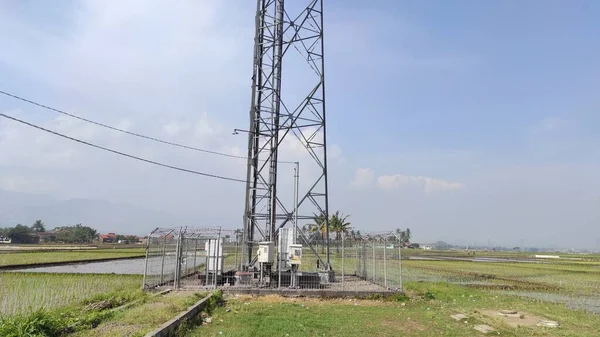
left=0, top=90, right=296, bottom=164
left=0, top=113, right=247, bottom=183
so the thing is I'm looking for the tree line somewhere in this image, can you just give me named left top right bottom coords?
left=301, top=210, right=414, bottom=252
left=0, top=221, right=99, bottom=244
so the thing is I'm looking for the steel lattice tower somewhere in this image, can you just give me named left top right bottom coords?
left=242, top=0, right=331, bottom=270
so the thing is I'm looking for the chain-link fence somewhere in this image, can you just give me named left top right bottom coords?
left=143, top=227, right=402, bottom=293
left=143, top=227, right=241, bottom=289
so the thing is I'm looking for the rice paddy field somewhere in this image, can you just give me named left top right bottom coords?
left=2, top=247, right=600, bottom=336
left=401, top=256, right=600, bottom=314
left=0, top=272, right=142, bottom=316
left=0, top=248, right=145, bottom=267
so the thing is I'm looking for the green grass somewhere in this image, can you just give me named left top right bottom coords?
left=188, top=282, right=600, bottom=337
left=0, top=249, right=145, bottom=267
left=0, top=288, right=147, bottom=337
left=72, top=291, right=212, bottom=337
left=0, top=272, right=142, bottom=316
left=403, top=259, right=600, bottom=296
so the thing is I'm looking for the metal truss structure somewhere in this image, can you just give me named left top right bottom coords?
left=242, top=0, right=330, bottom=270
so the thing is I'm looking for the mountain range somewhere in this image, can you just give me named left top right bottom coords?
left=0, top=189, right=184, bottom=235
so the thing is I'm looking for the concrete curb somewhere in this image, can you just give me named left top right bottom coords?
left=223, top=288, right=404, bottom=298
left=143, top=293, right=213, bottom=337
left=108, top=289, right=173, bottom=314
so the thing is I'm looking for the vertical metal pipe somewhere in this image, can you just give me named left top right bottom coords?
left=141, top=234, right=151, bottom=289
left=266, top=0, right=285, bottom=243
left=205, top=245, right=210, bottom=287
left=372, top=242, right=375, bottom=283
left=214, top=232, right=221, bottom=289
left=183, top=239, right=188, bottom=278
left=234, top=232, right=239, bottom=271
left=243, top=0, right=266, bottom=269
left=398, top=243, right=403, bottom=291
left=362, top=242, right=366, bottom=279
left=341, top=231, right=345, bottom=290
left=193, top=238, right=198, bottom=274
left=293, top=162, right=299, bottom=244
left=317, top=0, right=331, bottom=273
left=174, top=232, right=181, bottom=289
left=383, top=238, right=387, bottom=288
left=160, top=237, right=166, bottom=284
left=355, top=239, right=359, bottom=276
left=278, top=231, right=282, bottom=289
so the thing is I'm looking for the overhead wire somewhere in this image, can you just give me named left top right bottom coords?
left=0, top=90, right=297, bottom=164
left=0, top=112, right=247, bottom=183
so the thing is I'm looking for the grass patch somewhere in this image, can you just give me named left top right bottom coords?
left=72, top=291, right=214, bottom=337
left=0, top=289, right=146, bottom=337
left=186, top=283, right=600, bottom=337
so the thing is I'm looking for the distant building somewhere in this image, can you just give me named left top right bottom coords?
left=35, top=232, right=56, bottom=243
left=420, top=244, right=433, bottom=250
left=98, top=233, right=117, bottom=243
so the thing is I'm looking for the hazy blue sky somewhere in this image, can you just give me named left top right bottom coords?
left=1, top=1, right=599, bottom=248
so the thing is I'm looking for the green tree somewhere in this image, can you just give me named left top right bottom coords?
left=8, top=224, right=36, bottom=243
left=308, top=211, right=329, bottom=253
left=30, top=220, right=46, bottom=233
left=54, top=224, right=98, bottom=243
left=329, top=211, right=351, bottom=253
left=395, top=228, right=412, bottom=247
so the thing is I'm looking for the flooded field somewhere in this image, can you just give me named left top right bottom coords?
left=9, top=254, right=205, bottom=275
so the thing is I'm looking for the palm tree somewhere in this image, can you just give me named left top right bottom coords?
left=310, top=211, right=327, bottom=253
left=329, top=211, right=351, bottom=253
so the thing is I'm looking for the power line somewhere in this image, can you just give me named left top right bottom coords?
left=0, top=89, right=295, bottom=164
left=0, top=112, right=247, bottom=183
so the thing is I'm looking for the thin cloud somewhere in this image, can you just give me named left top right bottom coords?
left=350, top=168, right=375, bottom=188
left=377, top=174, right=465, bottom=194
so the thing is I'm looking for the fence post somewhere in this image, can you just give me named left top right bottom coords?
left=214, top=232, right=221, bottom=289
left=174, top=231, right=182, bottom=289
left=205, top=241, right=210, bottom=286
left=372, top=242, right=376, bottom=283
left=341, top=233, right=345, bottom=290
left=142, top=234, right=151, bottom=289
left=160, top=237, right=166, bottom=284
left=362, top=242, right=366, bottom=279
left=398, top=243, right=403, bottom=291
left=355, top=239, right=359, bottom=276
left=383, top=237, right=387, bottom=289
left=193, top=238, right=198, bottom=274
left=234, top=232, right=239, bottom=271
left=182, top=239, right=188, bottom=278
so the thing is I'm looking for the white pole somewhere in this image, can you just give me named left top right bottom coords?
left=278, top=232, right=282, bottom=288
left=142, top=234, right=151, bottom=289
left=341, top=232, right=345, bottom=290
left=293, top=161, right=299, bottom=244
left=399, top=243, right=403, bottom=291
left=383, top=238, right=387, bottom=288
left=372, top=242, right=376, bottom=283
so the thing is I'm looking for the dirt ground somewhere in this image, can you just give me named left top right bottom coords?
left=481, top=309, right=548, bottom=328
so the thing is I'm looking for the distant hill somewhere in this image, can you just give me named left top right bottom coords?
left=0, top=189, right=183, bottom=235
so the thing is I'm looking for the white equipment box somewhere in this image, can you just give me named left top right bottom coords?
left=204, top=238, right=223, bottom=273
left=288, top=244, right=302, bottom=265
left=257, top=241, right=274, bottom=263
